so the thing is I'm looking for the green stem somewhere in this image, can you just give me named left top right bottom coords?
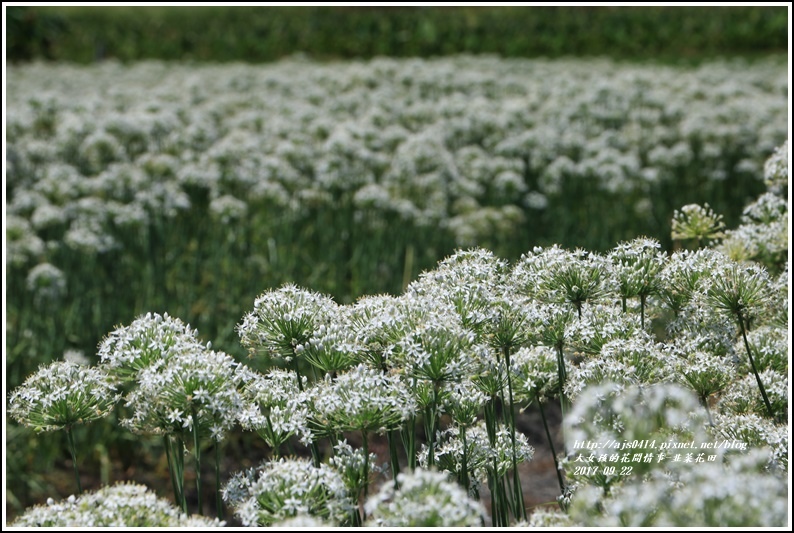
left=483, top=398, right=497, bottom=446
left=427, top=382, right=441, bottom=467
left=65, top=428, right=82, bottom=494
left=309, top=441, right=322, bottom=468
left=408, top=414, right=417, bottom=470
left=350, top=507, right=362, bottom=527
left=286, top=439, right=295, bottom=458
left=387, top=430, right=401, bottom=489
left=166, top=435, right=187, bottom=514
left=555, top=343, right=568, bottom=454
left=292, top=359, right=304, bottom=391
left=361, top=431, right=369, bottom=523
left=496, top=469, right=510, bottom=526
left=538, top=398, right=566, bottom=496
left=193, top=411, right=203, bottom=515
left=737, top=310, right=775, bottom=419
left=292, top=360, right=322, bottom=466
left=701, top=395, right=715, bottom=428
left=487, top=470, right=498, bottom=527
left=401, top=416, right=417, bottom=471
left=425, top=405, right=436, bottom=467
left=460, top=426, right=470, bottom=494
left=215, top=439, right=223, bottom=520
left=265, top=415, right=280, bottom=459
left=503, top=347, right=526, bottom=521
left=175, top=436, right=187, bottom=513
left=402, top=244, right=415, bottom=292
left=483, top=402, right=506, bottom=526
left=165, top=436, right=182, bottom=511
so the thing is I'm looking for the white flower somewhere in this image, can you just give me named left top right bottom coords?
left=238, top=368, right=311, bottom=450
left=307, top=364, right=417, bottom=435
left=223, top=458, right=353, bottom=526
left=237, top=284, right=337, bottom=363
left=26, top=263, right=67, bottom=304
left=11, top=482, right=223, bottom=527
left=122, top=348, right=250, bottom=441
left=421, top=420, right=534, bottom=483
left=364, top=468, right=485, bottom=527
left=8, top=361, right=119, bottom=432
left=98, top=312, right=206, bottom=382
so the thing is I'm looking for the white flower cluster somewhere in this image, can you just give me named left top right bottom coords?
left=394, top=318, right=483, bottom=385
left=237, top=284, right=337, bottom=362
left=713, top=412, right=788, bottom=472
left=564, top=333, right=672, bottom=400
left=422, top=421, right=535, bottom=482
left=718, top=369, right=788, bottom=422
left=364, top=468, right=486, bottom=527
left=512, top=345, right=560, bottom=404
left=25, top=262, right=67, bottom=304
left=564, top=383, right=707, bottom=487
left=719, top=150, right=788, bottom=269
left=10, top=482, right=223, bottom=527
left=6, top=215, right=45, bottom=268
left=763, top=139, right=788, bottom=191
left=237, top=368, right=311, bottom=449
left=607, top=237, right=666, bottom=302
left=406, top=248, right=507, bottom=334
left=738, top=324, right=788, bottom=374
left=223, top=457, right=353, bottom=527
left=329, top=439, right=384, bottom=494
left=122, top=349, right=248, bottom=441
left=674, top=349, right=735, bottom=402
left=306, top=364, right=417, bottom=435
left=98, top=311, right=206, bottom=381
left=96, top=311, right=258, bottom=441
left=8, top=361, right=119, bottom=433
left=671, top=203, right=726, bottom=243
left=565, top=303, right=640, bottom=356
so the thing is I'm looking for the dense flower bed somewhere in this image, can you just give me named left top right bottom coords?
left=6, top=57, right=788, bottom=377
left=8, top=141, right=788, bottom=526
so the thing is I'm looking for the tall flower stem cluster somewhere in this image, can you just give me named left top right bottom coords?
left=707, top=263, right=776, bottom=420
left=305, top=364, right=416, bottom=522
left=97, top=312, right=252, bottom=518
left=608, top=237, right=665, bottom=328
left=8, top=361, right=119, bottom=495
left=513, top=342, right=566, bottom=498
left=489, top=306, right=530, bottom=523
left=238, top=284, right=336, bottom=466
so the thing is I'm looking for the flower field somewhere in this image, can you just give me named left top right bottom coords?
left=4, top=55, right=790, bottom=526
left=6, top=56, right=788, bottom=369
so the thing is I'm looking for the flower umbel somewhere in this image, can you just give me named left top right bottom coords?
left=365, top=468, right=486, bottom=527
left=671, top=203, right=725, bottom=245
left=10, top=482, right=223, bottom=527
left=9, top=361, right=118, bottom=433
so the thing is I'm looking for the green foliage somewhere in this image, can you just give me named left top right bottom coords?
left=7, top=6, right=788, bottom=64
